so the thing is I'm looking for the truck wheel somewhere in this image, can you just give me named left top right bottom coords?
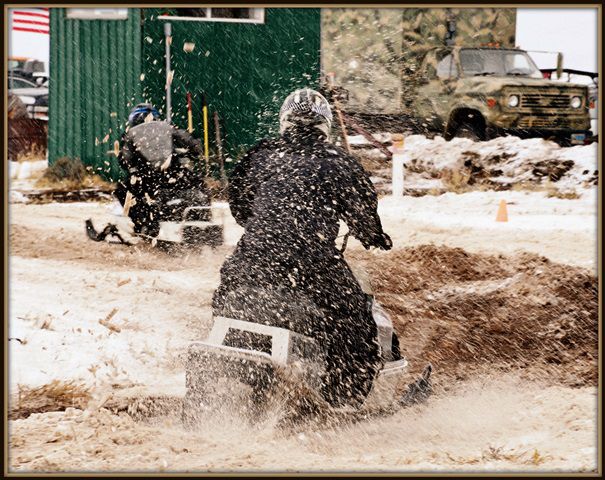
left=455, top=123, right=481, bottom=142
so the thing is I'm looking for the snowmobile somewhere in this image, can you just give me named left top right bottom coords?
left=182, top=236, right=432, bottom=427
left=153, top=203, right=225, bottom=249
left=85, top=120, right=225, bottom=249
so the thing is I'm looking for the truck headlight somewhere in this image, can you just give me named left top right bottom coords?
left=507, top=95, right=520, bottom=108
left=570, top=96, right=582, bottom=109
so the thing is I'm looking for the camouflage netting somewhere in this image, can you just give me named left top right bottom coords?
left=349, top=245, right=598, bottom=388
left=322, top=8, right=516, bottom=114
left=322, top=9, right=403, bottom=114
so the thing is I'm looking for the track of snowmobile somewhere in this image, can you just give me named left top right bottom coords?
left=8, top=175, right=598, bottom=472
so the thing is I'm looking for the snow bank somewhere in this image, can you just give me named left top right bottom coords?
left=405, top=135, right=597, bottom=190
left=9, top=160, right=48, bottom=180
left=352, top=134, right=598, bottom=194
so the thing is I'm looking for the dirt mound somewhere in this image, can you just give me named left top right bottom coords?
left=349, top=245, right=598, bottom=387
left=9, top=223, right=227, bottom=272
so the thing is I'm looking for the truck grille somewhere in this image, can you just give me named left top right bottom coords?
left=516, top=114, right=586, bottom=130
left=517, top=116, right=561, bottom=128
left=520, top=93, right=570, bottom=109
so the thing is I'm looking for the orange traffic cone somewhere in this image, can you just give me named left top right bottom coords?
left=496, top=199, right=508, bottom=222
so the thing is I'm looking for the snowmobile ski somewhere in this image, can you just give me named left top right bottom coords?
left=85, top=219, right=132, bottom=245
left=399, top=364, right=433, bottom=407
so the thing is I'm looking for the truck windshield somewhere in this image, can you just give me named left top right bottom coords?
left=460, top=49, right=543, bottom=79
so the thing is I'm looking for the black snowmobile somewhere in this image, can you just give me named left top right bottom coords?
left=182, top=88, right=431, bottom=427
left=182, top=234, right=432, bottom=427
left=86, top=120, right=224, bottom=249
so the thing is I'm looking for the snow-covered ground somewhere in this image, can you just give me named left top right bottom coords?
left=7, top=135, right=599, bottom=473
left=8, top=199, right=246, bottom=394
left=9, top=186, right=597, bottom=393
left=377, top=189, right=598, bottom=271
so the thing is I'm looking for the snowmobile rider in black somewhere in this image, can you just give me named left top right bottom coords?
left=212, top=88, right=393, bottom=408
left=114, top=103, right=210, bottom=238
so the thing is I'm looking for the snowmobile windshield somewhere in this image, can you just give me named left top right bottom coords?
left=129, top=121, right=173, bottom=168
left=460, top=49, right=543, bottom=79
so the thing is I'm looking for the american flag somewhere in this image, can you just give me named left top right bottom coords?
left=11, top=8, right=49, bottom=35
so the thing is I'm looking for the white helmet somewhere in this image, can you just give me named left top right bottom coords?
left=279, top=88, right=333, bottom=137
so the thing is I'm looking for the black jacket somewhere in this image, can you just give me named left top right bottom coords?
left=228, top=130, right=390, bottom=251
left=118, top=121, right=207, bottom=198
left=213, top=128, right=392, bottom=406
left=115, top=121, right=210, bottom=234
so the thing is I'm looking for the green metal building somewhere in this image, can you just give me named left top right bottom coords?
left=49, top=7, right=321, bottom=179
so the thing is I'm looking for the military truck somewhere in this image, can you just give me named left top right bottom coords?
left=413, top=46, right=592, bottom=145
left=321, top=8, right=592, bottom=145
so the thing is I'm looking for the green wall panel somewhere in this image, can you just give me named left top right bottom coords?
left=141, top=8, right=321, bottom=165
left=49, top=8, right=142, bottom=179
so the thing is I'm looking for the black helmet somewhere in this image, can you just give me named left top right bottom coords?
left=128, top=103, right=160, bottom=127
left=279, top=88, right=332, bottom=137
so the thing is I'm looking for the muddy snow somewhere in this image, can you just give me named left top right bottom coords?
left=357, top=134, right=598, bottom=196
left=7, top=377, right=598, bottom=473
left=7, top=137, right=599, bottom=473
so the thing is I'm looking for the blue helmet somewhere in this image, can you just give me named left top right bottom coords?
left=128, top=103, right=160, bottom=127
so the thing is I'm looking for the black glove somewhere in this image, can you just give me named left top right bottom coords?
left=375, top=232, right=392, bottom=251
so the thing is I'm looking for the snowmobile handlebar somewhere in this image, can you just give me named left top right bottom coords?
left=338, top=231, right=392, bottom=252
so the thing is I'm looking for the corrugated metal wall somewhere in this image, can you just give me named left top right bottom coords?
left=140, top=8, right=321, bottom=163
left=49, top=8, right=142, bottom=179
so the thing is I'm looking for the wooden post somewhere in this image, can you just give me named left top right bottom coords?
left=186, top=92, right=193, bottom=133
left=213, top=111, right=226, bottom=186
left=164, top=22, right=172, bottom=123
left=326, top=72, right=352, bottom=154
left=199, top=93, right=208, bottom=177
left=202, top=94, right=209, bottom=172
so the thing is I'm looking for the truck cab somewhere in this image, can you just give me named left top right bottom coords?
left=413, top=47, right=592, bottom=145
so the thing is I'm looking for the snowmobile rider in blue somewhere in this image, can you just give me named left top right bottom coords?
left=114, top=103, right=211, bottom=238
left=212, top=88, right=394, bottom=408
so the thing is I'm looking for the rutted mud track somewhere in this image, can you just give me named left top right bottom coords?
left=8, top=201, right=599, bottom=472
left=352, top=246, right=598, bottom=388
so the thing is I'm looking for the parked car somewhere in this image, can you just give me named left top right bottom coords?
left=8, top=57, right=49, bottom=121
left=9, top=75, right=48, bottom=121
left=9, top=58, right=46, bottom=81
left=8, top=74, right=37, bottom=89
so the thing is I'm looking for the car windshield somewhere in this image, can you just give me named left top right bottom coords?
left=460, top=49, right=543, bottom=79
left=9, top=77, right=37, bottom=89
